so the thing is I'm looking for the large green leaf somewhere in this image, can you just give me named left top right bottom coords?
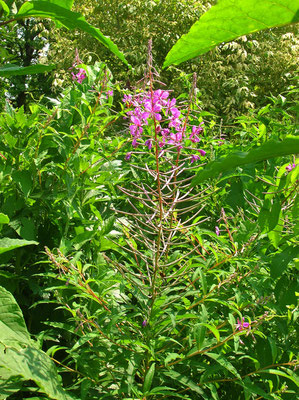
left=270, top=246, right=298, bottom=279
left=0, top=367, right=23, bottom=400
left=16, top=1, right=129, bottom=66
left=192, top=136, right=299, bottom=185
left=46, top=0, right=74, bottom=9
left=0, top=63, right=56, bottom=77
left=0, top=238, right=38, bottom=255
left=0, top=286, right=31, bottom=345
left=0, top=213, right=9, bottom=225
left=0, top=345, right=73, bottom=400
left=0, top=286, right=75, bottom=400
left=164, top=0, right=299, bottom=67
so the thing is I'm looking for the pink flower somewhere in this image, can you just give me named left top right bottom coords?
left=123, top=94, right=132, bottom=104
left=190, top=155, right=200, bottom=163
left=144, top=99, right=162, bottom=121
left=72, top=68, right=86, bottom=84
left=286, top=163, right=296, bottom=172
left=145, top=139, right=153, bottom=150
left=215, top=226, right=220, bottom=236
left=122, top=88, right=207, bottom=156
left=125, top=152, right=132, bottom=160
left=170, top=107, right=180, bottom=119
left=236, top=318, right=250, bottom=331
left=165, top=98, right=177, bottom=115
left=107, top=90, right=113, bottom=97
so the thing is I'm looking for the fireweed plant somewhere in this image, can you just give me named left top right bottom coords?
left=39, top=44, right=299, bottom=400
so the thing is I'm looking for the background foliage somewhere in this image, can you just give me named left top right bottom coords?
left=47, top=0, right=299, bottom=119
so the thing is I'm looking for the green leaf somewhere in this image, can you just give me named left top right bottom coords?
left=0, top=238, right=38, bottom=255
left=192, top=136, right=299, bottom=185
left=0, top=213, right=9, bottom=225
left=0, top=0, right=10, bottom=16
left=0, top=63, right=56, bottom=77
left=0, top=345, right=73, bottom=400
left=267, top=221, right=283, bottom=248
left=163, top=370, right=208, bottom=397
left=0, top=367, right=23, bottom=399
left=205, top=353, right=241, bottom=380
left=270, top=246, right=298, bottom=279
left=274, top=275, right=297, bottom=308
left=260, top=368, right=299, bottom=387
left=199, top=323, right=220, bottom=343
left=164, top=353, right=181, bottom=366
left=143, top=363, right=155, bottom=393
left=0, top=286, right=31, bottom=345
left=164, top=0, right=299, bottom=67
left=267, top=338, right=278, bottom=364
left=16, top=1, right=129, bottom=66
left=0, top=287, right=75, bottom=400
left=12, top=170, right=32, bottom=197
left=194, top=323, right=206, bottom=350
left=238, top=377, right=273, bottom=400
left=148, top=387, right=187, bottom=398
left=258, top=197, right=281, bottom=233
left=46, top=0, right=74, bottom=9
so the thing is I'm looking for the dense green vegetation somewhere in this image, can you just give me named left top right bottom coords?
left=0, top=1, right=298, bottom=399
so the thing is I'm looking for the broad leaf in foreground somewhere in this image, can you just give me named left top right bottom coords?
left=192, top=136, right=299, bottom=185
left=0, top=238, right=38, bottom=255
left=0, top=286, right=75, bottom=400
left=164, top=0, right=299, bottom=67
left=0, top=286, right=31, bottom=345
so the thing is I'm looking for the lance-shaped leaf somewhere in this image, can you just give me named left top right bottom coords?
left=164, top=0, right=299, bottom=67
left=192, top=136, right=299, bottom=185
left=16, top=1, right=129, bottom=66
left=0, top=63, right=56, bottom=77
left=0, top=238, right=38, bottom=255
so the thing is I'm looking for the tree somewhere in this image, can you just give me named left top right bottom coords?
left=49, top=0, right=298, bottom=120
left=1, top=16, right=54, bottom=108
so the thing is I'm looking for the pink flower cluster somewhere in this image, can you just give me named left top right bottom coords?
left=123, top=89, right=206, bottom=162
left=72, top=68, right=86, bottom=84
left=286, top=163, right=296, bottom=172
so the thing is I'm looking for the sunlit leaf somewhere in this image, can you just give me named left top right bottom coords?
left=192, top=136, right=299, bottom=185
left=0, top=0, right=10, bottom=16
left=164, top=0, right=299, bottom=67
left=0, top=287, right=76, bottom=400
left=0, top=286, right=31, bottom=345
left=143, top=363, right=155, bottom=393
left=0, top=238, right=38, bottom=255
left=0, top=213, right=9, bottom=225
left=0, top=345, right=74, bottom=400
